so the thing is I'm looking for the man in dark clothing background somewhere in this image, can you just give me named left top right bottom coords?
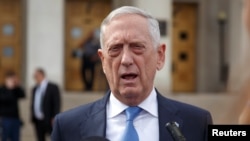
left=80, top=29, right=101, bottom=91
left=0, top=71, right=25, bottom=141
left=31, top=68, right=61, bottom=141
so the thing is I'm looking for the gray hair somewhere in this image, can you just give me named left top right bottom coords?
left=100, top=6, right=160, bottom=48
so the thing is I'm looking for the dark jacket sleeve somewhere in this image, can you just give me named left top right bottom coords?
left=51, top=84, right=61, bottom=118
left=205, top=112, right=213, bottom=141
left=30, top=87, right=36, bottom=123
left=15, top=86, right=26, bottom=99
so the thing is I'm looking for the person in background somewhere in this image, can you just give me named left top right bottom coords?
left=79, top=29, right=101, bottom=91
left=238, top=0, right=250, bottom=124
left=31, top=68, right=61, bottom=141
left=0, top=71, right=25, bottom=141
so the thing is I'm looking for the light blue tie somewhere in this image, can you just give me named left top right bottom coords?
left=122, top=106, right=142, bottom=141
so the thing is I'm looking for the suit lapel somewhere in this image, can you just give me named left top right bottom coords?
left=80, top=91, right=110, bottom=139
left=157, top=92, right=183, bottom=141
left=41, top=83, right=49, bottom=110
left=78, top=90, right=184, bottom=140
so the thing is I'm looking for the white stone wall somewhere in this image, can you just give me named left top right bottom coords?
left=227, top=0, right=244, bottom=92
left=26, top=0, right=64, bottom=90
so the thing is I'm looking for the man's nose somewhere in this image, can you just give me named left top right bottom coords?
left=121, top=48, right=133, bottom=67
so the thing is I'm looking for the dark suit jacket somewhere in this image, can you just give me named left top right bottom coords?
left=31, top=82, right=61, bottom=132
left=52, top=90, right=212, bottom=141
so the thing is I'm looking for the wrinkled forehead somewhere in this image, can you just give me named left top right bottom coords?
left=104, top=15, right=152, bottom=45
left=103, top=14, right=150, bottom=37
left=109, top=14, right=148, bottom=27
left=103, top=14, right=149, bottom=31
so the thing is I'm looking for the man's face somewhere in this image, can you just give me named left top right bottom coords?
left=98, top=14, right=166, bottom=106
left=5, top=76, right=16, bottom=89
left=33, top=71, right=43, bottom=84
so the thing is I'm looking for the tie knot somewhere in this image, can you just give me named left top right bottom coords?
left=125, top=106, right=142, bottom=121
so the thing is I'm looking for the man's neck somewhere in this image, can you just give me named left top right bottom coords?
left=38, top=78, right=47, bottom=86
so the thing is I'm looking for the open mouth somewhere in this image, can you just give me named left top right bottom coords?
left=121, top=73, right=138, bottom=80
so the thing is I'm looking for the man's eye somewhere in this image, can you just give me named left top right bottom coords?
left=110, top=45, right=122, bottom=51
left=111, top=46, right=121, bottom=51
left=131, top=44, right=145, bottom=53
left=108, top=45, right=122, bottom=56
left=131, top=43, right=144, bottom=48
left=134, top=45, right=143, bottom=49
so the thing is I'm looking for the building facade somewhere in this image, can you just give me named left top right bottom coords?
left=0, top=0, right=246, bottom=94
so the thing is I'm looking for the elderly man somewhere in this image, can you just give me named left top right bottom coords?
left=52, top=6, right=212, bottom=141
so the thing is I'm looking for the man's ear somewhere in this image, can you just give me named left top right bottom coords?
left=98, top=49, right=104, bottom=61
left=156, top=44, right=166, bottom=70
left=98, top=49, right=106, bottom=73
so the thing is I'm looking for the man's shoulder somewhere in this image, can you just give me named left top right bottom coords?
left=47, top=81, right=59, bottom=88
left=158, top=93, right=211, bottom=117
left=52, top=94, right=108, bottom=140
left=55, top=96, right=107, bottom=124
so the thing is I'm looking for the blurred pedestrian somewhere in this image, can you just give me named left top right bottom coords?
left=79, top=29, right=101, bottom=91
left=0, top=71, right=25, bottom=141
left=30, top=68, right=61, bottom=141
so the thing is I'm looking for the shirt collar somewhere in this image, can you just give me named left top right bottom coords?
left=107, top=88, right=158, bottom=118
left=40, top=79, right=48, bottom=89
left=138, top=88, right=158, bottom=117
left=107, top=92, right=128, bottom=118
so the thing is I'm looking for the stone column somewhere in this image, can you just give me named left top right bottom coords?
left=26, top=0, right=64, bottom=90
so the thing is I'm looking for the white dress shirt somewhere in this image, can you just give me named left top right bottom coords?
left=106, top=89, right=159, bottom=141
left=34, top=79, right=48, bottom=120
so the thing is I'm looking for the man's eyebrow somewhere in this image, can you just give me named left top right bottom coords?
left=106, top=42, right=122, bottom=49
left=105, top=38, right=122, bottom=46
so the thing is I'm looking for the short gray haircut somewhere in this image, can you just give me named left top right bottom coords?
left=100, top=6, right=160, bottom=48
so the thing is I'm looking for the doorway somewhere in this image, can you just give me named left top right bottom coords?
left=172, top=2, right=198, bottom=92
left=64, top=0, right=111, bottom=91
left=0, top=0, right=23, bottom=84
